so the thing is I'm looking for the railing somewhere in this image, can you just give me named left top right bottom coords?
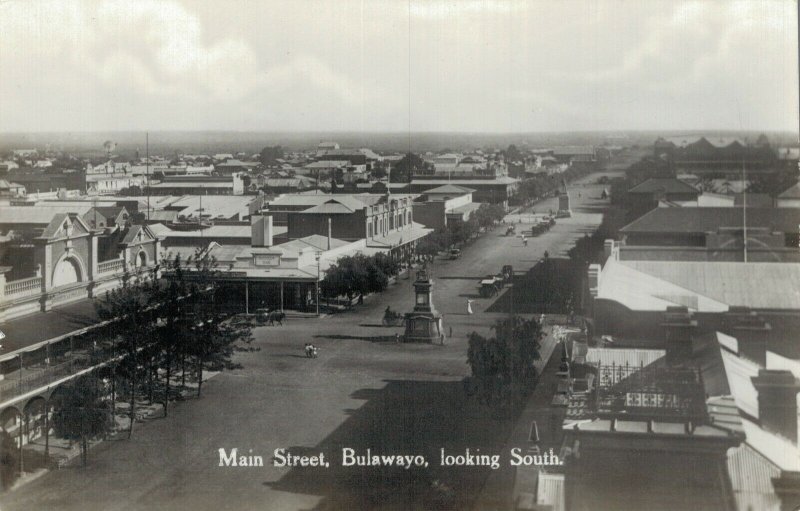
left=0, top=358, right=84, bottom=403
left=98, top=258, right=125, bottom=274
left=4, top=276, right=42, bottom=298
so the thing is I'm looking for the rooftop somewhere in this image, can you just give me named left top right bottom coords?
left=598, top=258, right=800, bottom=311
left=778, top=182, right=800, bottom=199
left=423, top=184, right=476, bottom=195
left=620, top=206, right=800, bottom=233
left=627, top=178, right=699, bottom=195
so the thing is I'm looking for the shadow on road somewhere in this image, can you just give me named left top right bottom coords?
left=264, top=380, right=517, bottom=510
left=314, top=334, right=401, bottom=343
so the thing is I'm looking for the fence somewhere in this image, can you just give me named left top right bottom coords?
left=4, top=276, right=42, bottom=298
left=98, top=258, right=125, bottom=274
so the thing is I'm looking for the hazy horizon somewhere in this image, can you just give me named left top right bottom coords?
left=1, top=0, right=797, bottom=134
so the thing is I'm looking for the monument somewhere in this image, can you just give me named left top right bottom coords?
left=404, top=269, right=443, bottom=343
left=557, top=178, right=572, bottom=217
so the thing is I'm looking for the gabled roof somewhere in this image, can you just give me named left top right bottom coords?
left=90, top=206, right=127, bottom=218
left=121, top=224, right=157, bottom=245
left=620, top=207, right=800, bottom=233
left=39, top=213, right=91, bottom=239
left=627, top=178, right=699, bottom=195
left=778, top=182, right=800, bottom=199
left=301, top=201, right=356, bottom=214
left=424, top=184, right=475, bottom=195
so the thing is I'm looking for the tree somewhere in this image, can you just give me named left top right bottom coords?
left=505, top=144, right=522, bottom=163
left=391, top=153, right=432, bottom=183
left=466, top=316, right=542, bottom=410
left=154, top=254, right=190, bottom=416
left=183, top=251, right=254, bottom=397
left=259, top=146, right=284, bottom=166
left=96, top=274, right=159, bottom=439
left=51, top=375, right=111, bottom=467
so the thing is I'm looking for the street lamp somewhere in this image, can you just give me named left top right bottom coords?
left=315, top=252, right=321, bottom=317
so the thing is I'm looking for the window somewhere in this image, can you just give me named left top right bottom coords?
left=416, top=293, right=429, bottom=306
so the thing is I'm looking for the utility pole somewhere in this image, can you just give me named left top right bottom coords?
left=146, top=132, right=150, bottom=223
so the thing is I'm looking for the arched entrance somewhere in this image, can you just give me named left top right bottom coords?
left=0, top=407, right=22, bottom=490
left=52, top=256, right=82, bottom=288
left=136, top=250, right=147, bottom=268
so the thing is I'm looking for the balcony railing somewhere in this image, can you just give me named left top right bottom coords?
left=4, top=276, right=42, bottom=298
left=98, top=258, right=125, bottom=274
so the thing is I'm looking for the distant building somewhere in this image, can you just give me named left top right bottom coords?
left=148, top=174, right=245, bottom=195
left=626, top=178, right=701, bottom=214
left=654, top=136, right=776, bottom=175
left=264, top=193, right=430, bottom=260
left=777, top=182, right=800, bottom=208
left=0, top=180, right=26, bottom=198
left=617, top=207, right=800, bottom=262
left=412, top=184, right=479, bottom=230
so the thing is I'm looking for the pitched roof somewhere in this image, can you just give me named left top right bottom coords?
left=90, top=206, right=126, bottom=218
left=39, top=213, right=91, bottom=239
left=627, top=178, right=699, bottom=195
left=301, top=201, right=356, bottom=214
left=423, top=184, right=476, bottom=195
left=585, top=347, right=666, bottom=368
left=778, top=182, right=800, bottom=199
left=121, top=224, right=157, bottom=244
left=620, top=207, right=800, bottom=233
left=597, top=257, right=800, bottom=312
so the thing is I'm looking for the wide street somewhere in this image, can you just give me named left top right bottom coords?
left=1, top=175, right=609, bottom=511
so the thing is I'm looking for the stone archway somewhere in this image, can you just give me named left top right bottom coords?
left=52, top=254, right=85, bottom=288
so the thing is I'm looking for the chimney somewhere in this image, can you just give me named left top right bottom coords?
left=251, top=214, right=273, bottom=247
left=603, top=239, right=615, bottom=260
left=662, top=306, right=696, bottom=364
left=726, top=307, right=771, bottom=366
left=587, top=264, right=601, bottom=298
left=327, top=217, right=331, bottom=250
left=751, top=369, right=800, bottom=443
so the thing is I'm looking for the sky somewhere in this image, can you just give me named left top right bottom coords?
left=0, top=0, right=797, bottom=133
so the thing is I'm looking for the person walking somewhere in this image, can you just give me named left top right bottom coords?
left=449, top=325, right=453, bottom=338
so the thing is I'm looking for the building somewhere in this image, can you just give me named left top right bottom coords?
left=0, top=212, right=159, bottom=321
left=777, top=182, right=800, bottom=208
left=654, top=136, right=776, bottom=175
left=151, top=222, right=278, bottom=250
left=588, top=244, right=800, bottom=345
left=0, top=180, right=25, bottom=199
left=409, top=176, right=517, bottom=207
left=412, top=185, right=480, bottom=231
left=264, top=193, right=431, bottom=261
left=717, top=334, right=800, bottom=511
left=82, top=206, right=130, bottom=229
left=626, top=178, right=701, bottom=214
left=551, top=146, right=597, bottom=168
left=617, top=207, right=800, bottom=262
left=555, top=338, right=740, bottom=511
left=148, top=174, right=245, bottom=195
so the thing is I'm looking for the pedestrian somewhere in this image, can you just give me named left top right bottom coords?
left=449, top=325, right=453, bottom=338
left=395, top=333, right=400, bottom=343
left=440, top=333, right=445, bottom=345
left=467, top=299, right=473, bottom=315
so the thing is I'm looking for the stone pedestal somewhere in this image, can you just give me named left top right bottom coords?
left=404, top=269, right=443, bottom=343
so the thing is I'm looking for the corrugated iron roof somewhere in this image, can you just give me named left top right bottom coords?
left=585, top=347, right=665, bottom=368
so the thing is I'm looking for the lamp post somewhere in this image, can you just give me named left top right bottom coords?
left=315, top=252, right=321, bottom=317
